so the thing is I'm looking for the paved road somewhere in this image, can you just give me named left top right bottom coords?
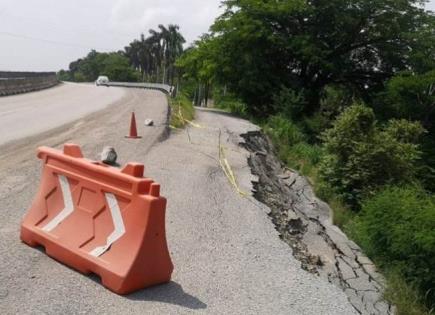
left=0, top=89, right=357, bottom=314
left=0, top=82, right=125, bottom=146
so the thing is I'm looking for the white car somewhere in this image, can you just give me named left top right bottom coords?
left=95, top=76, right=109, bottom=86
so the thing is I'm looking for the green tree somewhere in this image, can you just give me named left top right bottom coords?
left=381, top=71, right=435, bottom=133
left=101, top=53, right=139, bottom=82
left=199, top=0, right=435, bottom=117
left=60, top=51, right=140, bottom=82
left=319, top=104, right=425, bottom=205
left=176, top=35, right=218, bottom=106
left=124, top=24, right=185, bottom=85
left=57, top=69, right=71, bottom=81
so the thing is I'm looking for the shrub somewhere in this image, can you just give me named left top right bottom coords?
left=264, top=115, right=306, bottom=146
left=290, top=143, right=323, bottom=166
left=384, top=270, right=433, bottom=315
left=319, top=104, right=425, bottom=206
left=271, top=86, right=307, bottom=119
left=301, top=112, right=333, bottom=143
left=218, top=99, right=248, bottom=118
left=350, top=186, right=435, bottom=307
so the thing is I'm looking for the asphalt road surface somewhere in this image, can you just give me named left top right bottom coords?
left=0, top=82, right=125, bottom=146
left=0, top=86, right=357, bottom=314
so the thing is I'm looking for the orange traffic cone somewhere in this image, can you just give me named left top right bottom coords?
left=125, top=112, right=142, bottom=139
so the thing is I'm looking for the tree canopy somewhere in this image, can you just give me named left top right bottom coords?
left=124, top=24, right=185, bottom=85
left=179, top=0, right=435, bottom=117
left=58, top=50, right=139, bottom=82
left=58, top=24, right=186, bottom=85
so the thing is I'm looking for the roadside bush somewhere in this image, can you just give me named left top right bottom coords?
left=170, top=93, right=195, bottom=128
left=217, top=99, right=248, bottom=118
left=350, top=186, right=435, bottom=307
left=290, top=143, right=323, bottom=166
left=385, top=270, right=433, bottom=315
left=263, top=115, right=326, bottom=184
left=213, top=88, right=249, bottom=118
left=319, top=104, right=425, bottom=206
left=302, top=112, right=333, bottom=143
left=271, top=86, right=307, bottom=119
left=264, top=115, right=306, bottom=147
left=285, top=142, right=323, bottom=177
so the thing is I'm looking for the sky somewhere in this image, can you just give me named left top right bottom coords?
left=0, top=0, right=434, bottom=72
left=0, top=0, right=223, bottom=71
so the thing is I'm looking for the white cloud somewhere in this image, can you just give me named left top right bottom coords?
left=0, top=0, right=433, bottom=72
left=0, top=0, right=222, bottom=71
left=109, top=0, right=222, bottom=44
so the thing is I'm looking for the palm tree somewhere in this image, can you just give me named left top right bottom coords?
left=124, top=24, right=185, bottom=85
left=166, top=24, right=186, bottom=86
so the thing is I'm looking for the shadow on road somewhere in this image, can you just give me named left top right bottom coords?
left=126, top=281, right=207, bottom=310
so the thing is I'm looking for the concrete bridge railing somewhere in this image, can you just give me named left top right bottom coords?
left=0, top=72, right=59, bottom=96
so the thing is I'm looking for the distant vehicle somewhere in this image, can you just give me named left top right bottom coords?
left=95, top=76, right=109, bottom=86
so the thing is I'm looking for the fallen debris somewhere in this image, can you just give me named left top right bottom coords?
left=144, top=119, right=154, bottom=126
left=100, top=146, right=118, bottom=165
left=240, top=130, right=395, bottom=315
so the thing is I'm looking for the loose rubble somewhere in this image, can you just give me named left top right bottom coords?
left=240, top=130, right=395, bottom=315
left=100, top=146, right=118, bottom=165
left=144, top=119, right=154, bottom=126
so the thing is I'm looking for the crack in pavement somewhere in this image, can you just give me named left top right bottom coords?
left=240, top=130, right=395, bottom=315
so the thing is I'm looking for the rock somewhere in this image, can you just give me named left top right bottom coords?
left=277, top=173, right=290, bottom=179
left=144, top=119, right=154, bottom=126
left=100, top=146, right=117, bottom=165
left=286, top=218, right=306, bottom=235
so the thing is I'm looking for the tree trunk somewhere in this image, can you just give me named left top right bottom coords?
left=196, top=84, right=202, bottom=107
left=204, top=83, right=209, bottom=107
left=305, top=88, right=322, bottom=116
left=162, top=62, right=166, bottom=84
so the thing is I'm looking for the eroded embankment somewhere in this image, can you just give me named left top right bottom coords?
left=240, top=130, right=395, bottom=315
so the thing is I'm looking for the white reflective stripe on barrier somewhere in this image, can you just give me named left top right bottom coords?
left=42, top=175, right=74, bottom=232
left=89, top=193, right=126, bottom=257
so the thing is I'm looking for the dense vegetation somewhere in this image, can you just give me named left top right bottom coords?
left=58, top=24, right=185, bottom=85
left=177, top=0, right=435, bottom=312
left=58, top=51, right=140, bottom=82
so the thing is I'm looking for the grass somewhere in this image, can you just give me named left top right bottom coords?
left=385, top=270, right=433, bottom=315
left=214, top=96, right=248, bottom=118
left=169, top=93, right=195, bottom=128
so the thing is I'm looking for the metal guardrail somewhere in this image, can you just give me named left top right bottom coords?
left=100, top=82, right=174, bottom=95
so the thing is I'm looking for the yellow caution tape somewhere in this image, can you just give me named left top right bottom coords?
left=219, top=145, right=247, bottom=197
left=176, top=105, right=204, bottom=128
left=174, top=104, right=243, bottom=196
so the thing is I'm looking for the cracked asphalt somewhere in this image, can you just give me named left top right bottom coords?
left=0, top=86, right=357, bottom=314
left=243, top=131, right=393, bottom=314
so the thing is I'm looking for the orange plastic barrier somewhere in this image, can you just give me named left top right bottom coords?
left=20, top=143, right=173, bottom=294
